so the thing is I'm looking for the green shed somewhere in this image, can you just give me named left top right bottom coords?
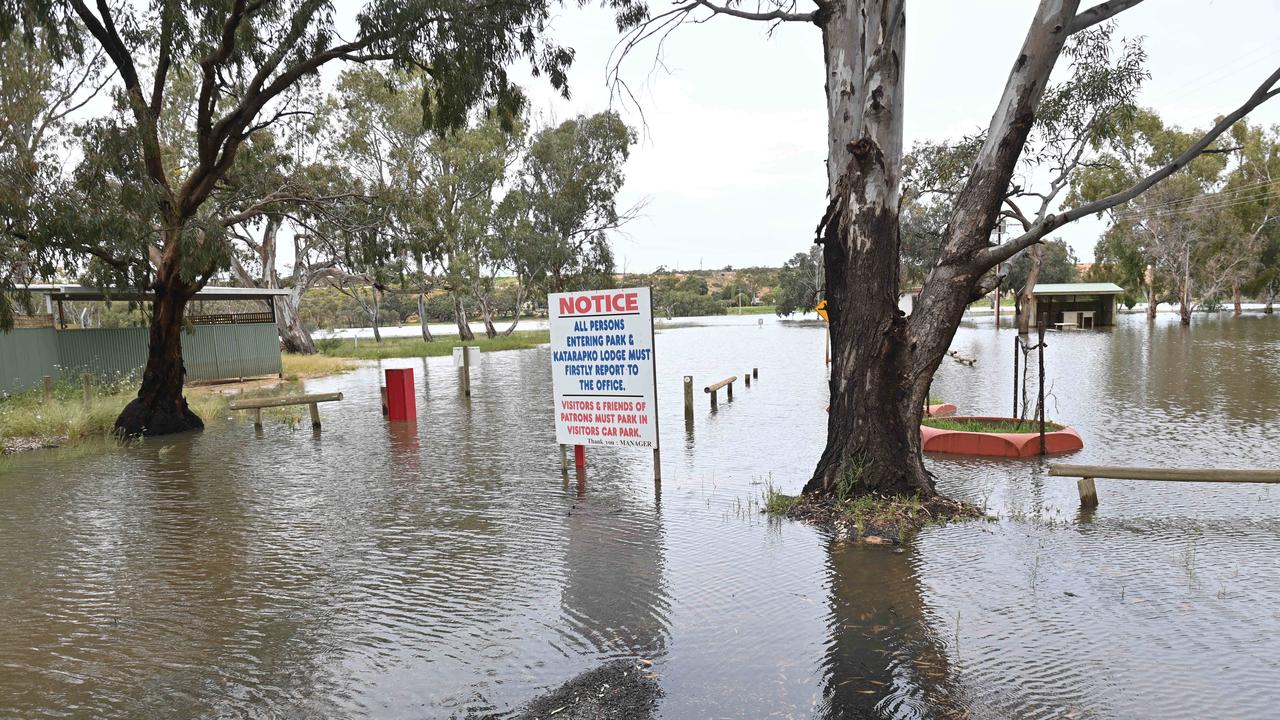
left=1, top=285, right=289, bottom=395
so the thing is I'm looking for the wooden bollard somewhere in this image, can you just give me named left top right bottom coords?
left=82, top=374, right=93, bottom=406
left=1077, top=477, right=1099, bottom=508
left=727, top=381, right=733, bottom=401
left=560, top=444, right=568, bottom=471
left=683, top=376, right=694, bottom=417
left=42, top=375, right=53, bottom=402
left=380, top=386, right=388, bottom=415
left=308, top=402, right=321, bottom=429
left=753, top=367, right=758, bottom=379
left=744, top=372, right=750, bottom=387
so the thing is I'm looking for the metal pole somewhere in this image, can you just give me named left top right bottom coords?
left=461, top=345, right=471, bottom=397
left=574, top=444, right=586, bottom=470
left=1013, top=335, right=1019, bottom=419
left=1038, top=314, right=1047, bottom=456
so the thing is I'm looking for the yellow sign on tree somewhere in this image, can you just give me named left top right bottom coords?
left=815, top=299, right=828, bottom=322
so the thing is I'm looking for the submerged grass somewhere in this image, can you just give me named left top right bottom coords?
left=762, top=458, right=985, bottom=543
left=921, top=416, right=1064, bottom=433
left=316, top=330, right=549, bottom=360
left=777, top=491, right=985, bottom=542
left=0, top=379, right=228, bottom=452
left=280, top=353, right=358, bottom=379
left=762, top=481, right=802, bottom=514
left=0, top=374, right=333, bottom=454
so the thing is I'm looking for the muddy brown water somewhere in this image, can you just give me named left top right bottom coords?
left=2, top=313, right=1279, bottom=719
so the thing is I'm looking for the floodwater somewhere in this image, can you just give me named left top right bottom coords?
left=2, top=313, right=1279, bottom=719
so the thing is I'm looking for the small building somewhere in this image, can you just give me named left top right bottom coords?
left=1, top=284, right=288, bottom=395
left=1017, top=282, right=1125, bottom=328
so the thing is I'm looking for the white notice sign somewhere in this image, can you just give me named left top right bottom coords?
left=549, top=286, right=658, bottom=448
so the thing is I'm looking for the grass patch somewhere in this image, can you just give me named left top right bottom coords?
left=727, top=305, right=776, bottom=315
left=780, top=491, right=985, bottom=542
left=0, top=378, right=228, bottom=451
left=921, top=417, right=1063, bottom=433
left=281, top=353, right=358, bottom=380
left=762, top=482, right=801, bottom=514
left=315, top=330, right=549, bottom=360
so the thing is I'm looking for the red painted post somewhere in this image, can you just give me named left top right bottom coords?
left=385, top=368, right=416, bottom=421
left=573, top=444, right=586, bottom=470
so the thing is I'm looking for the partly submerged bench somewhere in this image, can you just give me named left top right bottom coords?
left=1049, top=463, right=1280, bottom=508
left=228, top=392, right=344, bottom=430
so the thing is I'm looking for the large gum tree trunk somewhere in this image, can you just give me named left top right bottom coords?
left=474, top=289, right=498, bottom=339
left=502, top=286, right=526, bottom=336
left=275, top=290, right=315, bottom=354
left=807, top=199, right=931, bottom=496
left=806, top=1, right=930, bottom=498
left=417, top=292, right=435, bottom=342
left=808, top=0, right=1078, bottom=499
left=115, top=271, right=204, bottom=436
left=453, top=295, right=475, bottom=340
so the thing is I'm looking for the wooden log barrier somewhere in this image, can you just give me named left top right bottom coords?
left=704, top=376, right=736, bottom=410
left=229, top=392, right=345, bottom=430
left=1048, top=463, right=1280, bottom=508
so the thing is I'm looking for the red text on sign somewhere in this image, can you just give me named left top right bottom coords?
left=558, top=292, right=639, bottom=316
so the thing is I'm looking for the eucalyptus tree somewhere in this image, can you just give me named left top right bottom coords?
left=224, top=141, right=367, bottom=353
left=1227, top=121, right=1280, bottom=313
left=773, top=247, right=823, bottom=317
left=613, top=0, right=1280, bottom=500
left=1072, top=110, right=1237, bottom=325
left=506, top=111, right=637, bottom=294
left=330, top=67, right=522, bottom=341
left=425, top=118, right=522, bottom=339
left=2, top=0, right=578, bottom=436
left=0, top=30, right=108, bottom=329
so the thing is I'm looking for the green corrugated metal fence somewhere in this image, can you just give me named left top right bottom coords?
left=0, top=324, right=281, bottom=395
left=0, top=329, right=61, bottom=395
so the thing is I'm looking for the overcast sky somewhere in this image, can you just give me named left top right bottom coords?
left=502, top=0, right=1280, bottom=272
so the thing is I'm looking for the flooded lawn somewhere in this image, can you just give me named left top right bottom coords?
left=2, top=313, right=1279, bottom=718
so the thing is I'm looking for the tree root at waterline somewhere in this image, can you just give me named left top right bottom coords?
left=772, top=492, right=984, bottom=545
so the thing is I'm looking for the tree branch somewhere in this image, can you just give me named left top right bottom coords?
left=1068, top=0, right=1148, bottom=35
left=980, top=64, right=1280, bottom=268
left=692, top=0, right=814, bottom=23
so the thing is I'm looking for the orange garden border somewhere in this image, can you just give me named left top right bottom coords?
left=920, top=416, right=1083, bottom=457
left=925, top=402, right=957, bottom=417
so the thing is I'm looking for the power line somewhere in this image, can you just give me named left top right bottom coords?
left=1108, top=178, right=1279, bottom=217
left=1110, top=190, right=1277, bottom=222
